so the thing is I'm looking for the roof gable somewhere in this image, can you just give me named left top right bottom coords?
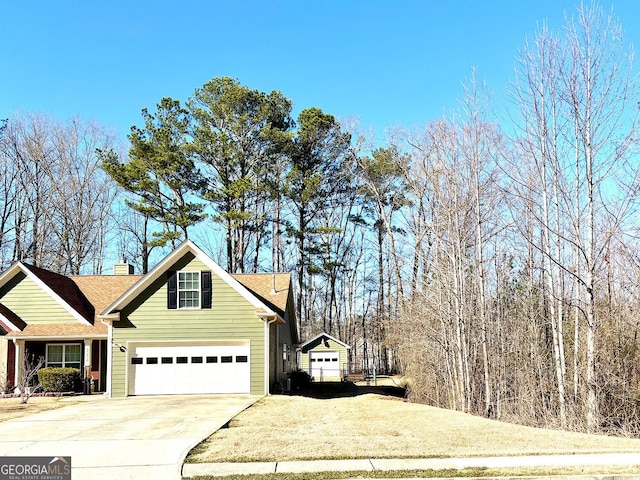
left=101, top=240, right=280, bottom=320
left=300, top=332, right=351, bottom=350
left=23, top=264, right=95, bottom=323
left=0, top=262, right=94, bottom=325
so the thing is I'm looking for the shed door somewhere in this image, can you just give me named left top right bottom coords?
left=128, top=343, right=250, bottom=395
left=309, top=350, right=340, bottom=380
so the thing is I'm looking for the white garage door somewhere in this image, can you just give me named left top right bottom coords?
left=128, top=342, right=250, bottom=395
left=310, top=350, right=340, bottom=380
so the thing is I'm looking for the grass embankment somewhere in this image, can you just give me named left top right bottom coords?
left=187, top=389, right=640, bottom=464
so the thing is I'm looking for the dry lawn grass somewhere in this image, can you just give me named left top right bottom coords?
left=190, top=466, right=640, bottom=480
left=0, top=396, right=73, bottom=421
left=187, top=393, right=640, bottom=463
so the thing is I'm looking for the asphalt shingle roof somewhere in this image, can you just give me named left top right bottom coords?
left=6, top=322, right=108, bottom=337
left=71, top=274, right=143, bottom=320
left=2, top=260, right=293, bottom=338
left=232, top=273, right=291, bottom=318
left=3, top=270, right=141, bottom=338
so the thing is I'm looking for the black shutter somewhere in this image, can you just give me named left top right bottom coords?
left=201, top=271, right=212, bottom=309
left=167, top=270, right=177, bottom=309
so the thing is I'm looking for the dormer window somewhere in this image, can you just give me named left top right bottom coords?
left=167, top=270, right=212, bottom=310
left=179, top=271, right=200, bottom=308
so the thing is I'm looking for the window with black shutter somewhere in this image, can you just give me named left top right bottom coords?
left=202, top=271, right=212, bottom=309
left=167, top=269, right=212, bottom=310
left=167, top=270, right=177, bottom=309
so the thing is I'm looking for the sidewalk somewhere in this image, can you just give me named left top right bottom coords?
left=182, top=453, right=640, bottom=478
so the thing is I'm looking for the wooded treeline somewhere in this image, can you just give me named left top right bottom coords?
left=2, top=1, right=640, bottom=434
left=0, top=115, right=120, bottom=274
left=392, top=2, right=640, bottom=433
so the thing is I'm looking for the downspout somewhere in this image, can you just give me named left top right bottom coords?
left=264, top=316, right=277, bottom=396
left=276, top=319, right=280, bottom=385
left=12, top=339, right=20, bottom=393
left=101, top=318, right=115, bottom=398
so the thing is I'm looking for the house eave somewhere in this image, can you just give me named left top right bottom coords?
left=257, top=311, right=284, bottom=324
left=98, top=313, right=120, bottom=323
left=8, top=334, right=108, bottom=341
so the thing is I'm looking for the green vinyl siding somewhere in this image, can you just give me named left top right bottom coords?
left=276, top=319, right=295, bottom=378
left=111, top=254, right=267, bottom=397
left=276, top=282, right=297, bottom=378
left=268, top=324, right=275, bottom=387
left=0, top=272, right=79, bottom=324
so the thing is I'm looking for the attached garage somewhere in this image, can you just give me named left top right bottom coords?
left=101, top=240, right=299, bottom=398
left=127, top=341, right=250, bottom=395
left=300, top=332, right=350, bottom=382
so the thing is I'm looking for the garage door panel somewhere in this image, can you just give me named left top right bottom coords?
left=310, top=351, right=340, bottom=379
left=128, top=343, right=250, bottom=395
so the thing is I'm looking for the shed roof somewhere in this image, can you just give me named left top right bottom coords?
left=299, top=331, right=351, bottom=350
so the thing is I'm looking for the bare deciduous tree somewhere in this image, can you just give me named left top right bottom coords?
left=510, top=1, right=639, bottom=431
left=18, top=354, right=44, bottom=404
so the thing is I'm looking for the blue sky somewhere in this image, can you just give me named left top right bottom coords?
left=2, top=1, right=640, bottom=143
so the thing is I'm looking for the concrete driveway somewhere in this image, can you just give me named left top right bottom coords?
left=0, top=394, right=260, bottom=480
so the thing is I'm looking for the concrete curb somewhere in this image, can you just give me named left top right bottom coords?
left=177, top=396, right=262, bottom=480
left=182, top=453, right=640, bottom=478
left=183, top=461, right=277, bottom=477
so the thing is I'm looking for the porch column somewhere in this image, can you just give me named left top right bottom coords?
left=13, top=339, right=23, bottom=392
left=83, top=339, right=92, bottom=378
left=84, top=339, right=93, bottom=394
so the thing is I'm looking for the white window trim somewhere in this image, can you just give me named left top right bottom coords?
left=46, top=343, right=82, bottom=369
left=178, top=270, right=201, bottom=309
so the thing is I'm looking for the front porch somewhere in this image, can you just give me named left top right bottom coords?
left=10, top=338, right=108, bottom=393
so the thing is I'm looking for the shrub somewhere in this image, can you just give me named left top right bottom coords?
left=289, top=369, right=312, bottom=390
left=37, top=367, right=82, bottom=393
